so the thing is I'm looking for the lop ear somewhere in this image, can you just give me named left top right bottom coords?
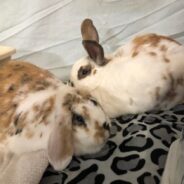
left=47, top=119, right=73, bottom=171
left=82, top=40, right=107, bottom=66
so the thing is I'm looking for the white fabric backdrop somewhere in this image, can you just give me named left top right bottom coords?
left=0, top=0, right=184, bottom=80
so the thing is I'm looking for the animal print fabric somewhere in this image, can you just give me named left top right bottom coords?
left=40, top=104, right=184, bottom=184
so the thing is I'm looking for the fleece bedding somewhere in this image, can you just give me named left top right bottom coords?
left=40, top=104, right=184, bottom=184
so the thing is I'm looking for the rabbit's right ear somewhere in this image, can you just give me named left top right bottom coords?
left=47, top=118, right=73, bottom=171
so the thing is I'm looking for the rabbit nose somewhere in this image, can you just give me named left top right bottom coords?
left=68, top=80, right=74, bottom=87
left=103, top=122, right=110, bottom=131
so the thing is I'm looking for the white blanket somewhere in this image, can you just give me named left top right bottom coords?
left=0, top=150, right=48, bottom=184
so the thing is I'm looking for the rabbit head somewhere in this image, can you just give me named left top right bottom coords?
left=47, top=89, right=111, bottom=170
left=70, top=91, right=110, bottom=155
left=70, top=19, right=109, bottom=91
left=5, top=87, right=111, bottom=171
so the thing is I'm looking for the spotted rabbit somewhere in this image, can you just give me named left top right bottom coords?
left=0, top=46, right=110, bottom=171
left=70, top=19, right=184, bottom=118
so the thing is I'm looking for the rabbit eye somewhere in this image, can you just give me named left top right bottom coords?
left=103, top=122, right=110, bottom=131
left=72, top=113, right=86, bottom=126
left=68, top=80, right=74, bottom=87
left=82, top=69, right=89, bottom=75
left=90, top=99, right=98, bottom=106
left=78, top=65, right=92, bottom=79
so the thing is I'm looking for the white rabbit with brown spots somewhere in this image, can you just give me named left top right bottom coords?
left=0, top=46, right=110, bottom=171
left=70, top=19, right=184, bottom=118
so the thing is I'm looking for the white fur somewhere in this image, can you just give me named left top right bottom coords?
left=71, top=36, right=184, bottom=117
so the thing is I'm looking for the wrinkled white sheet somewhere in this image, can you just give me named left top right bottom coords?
left=0, top=150, right=48, bottom=184
left=0, top=0, right=184, bottom=80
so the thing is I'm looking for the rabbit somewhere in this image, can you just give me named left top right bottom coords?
left=70, top=19, right=184, bottom=118
left=0, top=46, right=110, bottom=171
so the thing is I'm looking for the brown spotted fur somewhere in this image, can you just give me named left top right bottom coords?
left=94, top=121, right=105, bottom=143
left=132, top=34, right=181, bottom=58
left=0, top=60, right=57, bottom=139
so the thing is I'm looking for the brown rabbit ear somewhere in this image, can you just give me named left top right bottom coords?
left=82, top=40, right=107, bottom=66
left=47, top=119, right=73, bottom=171
left=81, top=19, right=99, bottom=42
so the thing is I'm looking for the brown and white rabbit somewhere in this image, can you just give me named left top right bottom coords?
left=0, top=46, right=110, bottom=171
left=70, top=19, right=184, bottom=118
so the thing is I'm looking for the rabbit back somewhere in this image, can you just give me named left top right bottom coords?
left=0, top=60, right=62, bottom=151
left=107, top=34, right=184, bottom=115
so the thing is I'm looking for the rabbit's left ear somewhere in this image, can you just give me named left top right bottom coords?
left=82, top=40, right=107, bottom=66
left=47, top=119, right=73, bottom=171
left=81, top=19, right=99, bottom=43
left=81, top=19, right=107, bottom=66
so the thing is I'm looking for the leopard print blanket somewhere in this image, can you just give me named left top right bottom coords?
left=40, top=104, right=184, bottom=184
